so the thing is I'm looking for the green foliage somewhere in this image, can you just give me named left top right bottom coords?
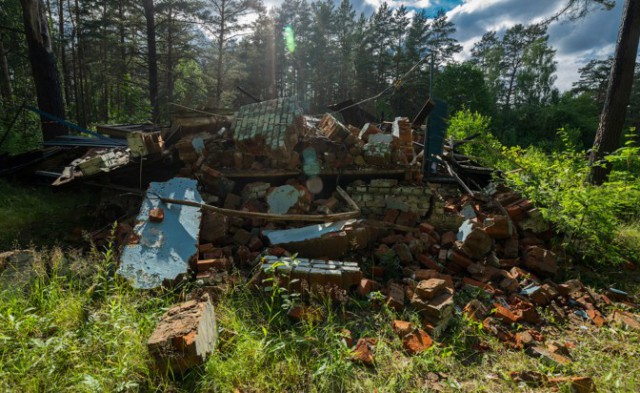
left=495, top=129, right=640, bottom=265
left=447, top=108, right=501, bottom=167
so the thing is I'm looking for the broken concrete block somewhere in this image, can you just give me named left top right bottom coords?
left=232, top=98, right=303, bottom=166
left=147, top=294, right=217, bottom=374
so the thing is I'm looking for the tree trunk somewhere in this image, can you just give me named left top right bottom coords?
left=589, top=0, right=640, bottom=185
left=143, top=0, right=159, bottom=123
left=216, top=3, right=225, bottom=107
left=0, top=35, right=13, bottom=100
left=58, top=0, right=71, bottom=107
left=73, top=0, right=87, bottom=127
left=167, top=4, right=174, bottom=107
left=20, top=0, right=66, bottom=140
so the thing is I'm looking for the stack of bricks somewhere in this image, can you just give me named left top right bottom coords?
left=231, top=97, right=304, bottom=167
left=260, top=255, right=363, bottom=292
left=346, top=179, right=431, bottom=218
left=392, top=117, right=414, bottom=162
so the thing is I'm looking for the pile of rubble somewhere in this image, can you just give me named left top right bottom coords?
left=17, top=96, right=636, bottom=383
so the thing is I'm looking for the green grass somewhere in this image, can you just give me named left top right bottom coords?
left=0, top=246, right=639, bottom=392
left=0, top=179, right=98, bottom=249
left=0, top=252, right=638, bottom=392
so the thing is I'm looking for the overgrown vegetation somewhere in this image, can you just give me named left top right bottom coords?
left=448, top=109, right=640, bottom=266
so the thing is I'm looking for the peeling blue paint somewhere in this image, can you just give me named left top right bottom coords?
left=117, top=177, right=203, bottom=289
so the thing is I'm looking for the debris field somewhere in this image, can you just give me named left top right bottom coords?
left=1, top=96, right=638, bottom=389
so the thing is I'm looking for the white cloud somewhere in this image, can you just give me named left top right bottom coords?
left=447, top=0, right=623, bottom=91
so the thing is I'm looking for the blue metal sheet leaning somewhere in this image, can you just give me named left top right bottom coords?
left=117, top=177, right=203, bottom=289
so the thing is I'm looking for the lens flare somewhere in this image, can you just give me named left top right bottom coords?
left=283, top=25, right=296, bottom=53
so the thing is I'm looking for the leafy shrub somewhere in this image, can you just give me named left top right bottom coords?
left=496, top=129, right=640, bottom=265
left=447, top=110, right=640, bottom=266
left=447, top=108, right=501, bottom=167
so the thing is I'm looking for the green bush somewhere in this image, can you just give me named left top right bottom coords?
left=447, top=110, right=640, bottom=266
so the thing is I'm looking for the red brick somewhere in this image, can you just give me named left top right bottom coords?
left=447, top=250, right=473, bottom=268
left=440, top=231, right=457, bottom=248
left=371, top=266, right=385, bottom=278
left=402, top=329, right=433, bottom=355
left=462, top=277, right=495, bottom=293
left=524, top=246, right=558, bottom=277
left=351, top=338, right=376, bottom=366
left=392, top=320, right=413, bottom=337
left=417, top=254, right=441, bottom=270
left=548, top=377, right=596, bottom=393
left=197, top=258, right=231, bottom=272
left=415, top=278, right=447, bottom=300
left=396, top=211, right=418, bottom=227
left=247, top=236, right=264, bottom=252
left=386, top=283, right=405, bottom=311
left=419, top=222, right=436, bottom=235
left=149, top=208, right=164, bottom=222
left=340, top=329, right=353, bottom=347
left=483, top=216, right=511, bottom=239
left=383, top=209, right=400, bottom=223
left=414, top=269, right=454, bottom=288
left=493, top=304, right=519, bottom=324
left=357, top=278, right=380, bottom=297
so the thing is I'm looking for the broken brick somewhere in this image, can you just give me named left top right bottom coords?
left=461, top=227, right=493, bottom=259
left=415, top=278, right=447, bottom=300
left=548, top=377, right=596, bottom=393
left=392, top=320, right=413, bottom=337
left=357, top=278, right=381, bottom=297
left=402, top=329, right=433, bottom=355
left=197, top=258, right=231, bottom=272
left=147, top=294, right=217, bottom=374
left=524, top=246, right=558, bottom=278
left=440, top=231, right=457, bottom=248
left=351, top=338, right=376, bottom=366
left=386, top=283, right=405, bottom=311
left=149, top=208, right=164, bottom=222
left=463, top=299, right=489, bottom=321
left=493, top=303, right=520, bottom=325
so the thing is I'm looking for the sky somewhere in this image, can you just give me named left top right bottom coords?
left=265, top=0, right=623, bottom=91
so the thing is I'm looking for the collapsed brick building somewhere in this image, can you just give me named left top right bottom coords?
left=8, top=96, right=635, bottom=377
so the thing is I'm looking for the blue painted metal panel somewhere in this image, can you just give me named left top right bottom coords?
left=117, top=177, right=203, bottom=289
